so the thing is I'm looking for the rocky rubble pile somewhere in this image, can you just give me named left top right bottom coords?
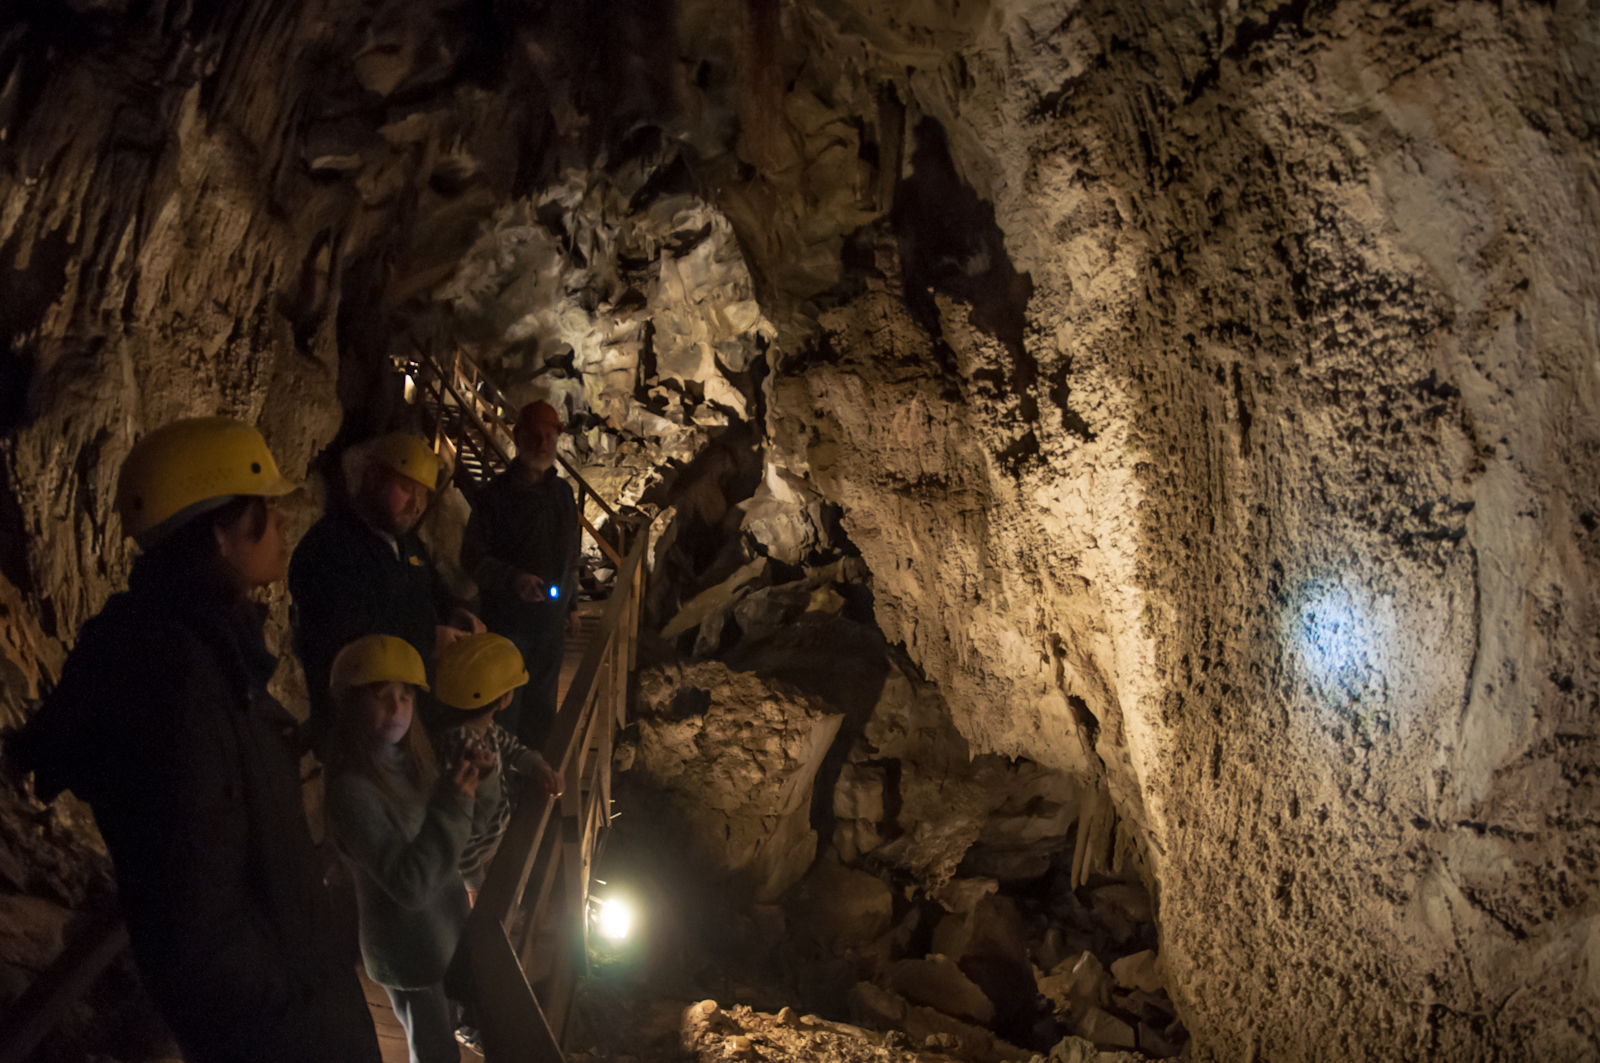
left=0, top=771, right=169, bottom=1061
left=620, top=553, right=1185, bottom=1060
left=588, top=996, right=1154, bottom=1063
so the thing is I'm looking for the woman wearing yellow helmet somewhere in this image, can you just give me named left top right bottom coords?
left=9, top=418, right=381, bottom=1063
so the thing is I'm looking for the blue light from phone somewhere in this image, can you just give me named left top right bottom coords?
left=547, top=584, right=560, bottom=601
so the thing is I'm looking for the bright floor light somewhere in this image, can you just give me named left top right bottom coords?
left=596, top=897, right=633, bottom=942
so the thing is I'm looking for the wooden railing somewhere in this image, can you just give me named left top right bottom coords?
left=0, top=910, right=127, bottom=1063
left=466, top=522, right=648, bottom=1063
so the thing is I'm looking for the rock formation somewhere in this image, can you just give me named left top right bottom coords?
left=0, top=1, right=1596, bottom=1061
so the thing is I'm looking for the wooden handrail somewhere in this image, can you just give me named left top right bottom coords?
left=466, top=524, right=650, bottom=1063
left=0, top=909, right=128, bottom=1063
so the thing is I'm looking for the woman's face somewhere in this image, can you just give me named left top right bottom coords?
left=215, top=499, right=290, bottom=588
left=356, top=681, right=415, bottom=747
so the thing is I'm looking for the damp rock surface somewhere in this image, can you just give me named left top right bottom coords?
left=0, top=2, right=1596, bottom=1062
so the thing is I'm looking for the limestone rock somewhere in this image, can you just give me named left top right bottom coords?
left=899, top=1002, right=1034, bottom=1063
left=1108, top=951, right=1161, bottom=995
left=682, top=1000, right=737, bottom=1051
left=932, top=878, right=999, bottom=916
left=731, top=584, right=815, bottom=645
left=1073, top=1008, right=1135, bottom=1051
left=792, top=857, right=893, bottom=948
left=1087, top=885, right=1151, bottom=927
left=740, top=463, right=826, bottom=565
left=887, top=955, right=995, bottom=1026
left=847, top=981, right=906, bottom=1030
left=1045, top=1037, right=1099, bottom=1063
left=833, top=762, right=885, bottom=822
left=634, top=661, right=842, bottom=900
left=0, top=893, right=73, bottom=974
left=930, top=894, right=1031, bottom=970
left=1038, top=952, right=1112, bottom=1018
left=1136, top=1022, right=1180, bottom=1059
left=853, top=661, right=1084, bottom=891
left=661, top=558, right=768, bottom=640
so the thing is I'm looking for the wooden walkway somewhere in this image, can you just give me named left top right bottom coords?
left=364, top=609, right=598, bottom=1063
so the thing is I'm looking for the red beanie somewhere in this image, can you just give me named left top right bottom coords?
left=515, top=401, right=563, bottom=435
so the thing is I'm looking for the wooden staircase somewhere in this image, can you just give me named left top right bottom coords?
left=401, top=346, right=629, bottom=571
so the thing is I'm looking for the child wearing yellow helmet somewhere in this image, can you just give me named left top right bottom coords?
left=323, top=634, right=494, bottom=1063
left=433, top=632, right=564, bottom=896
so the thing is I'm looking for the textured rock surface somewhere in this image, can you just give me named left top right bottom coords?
left=633, top=660, right=843, bottom=901
left=0, top=1, right=1596, bottom=1061
left=748, top=4, right=1600, bottom=1061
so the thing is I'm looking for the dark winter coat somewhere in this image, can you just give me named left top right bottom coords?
left=289, top=505, right=450, bottom=736
left=460, top=465, right=580, bottom=633
left=8, top=565, right=381, bottom=1063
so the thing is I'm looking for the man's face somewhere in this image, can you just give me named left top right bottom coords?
left=516, top=421, right=559, bottom=473
left=360, top=462, right=429, bottom=535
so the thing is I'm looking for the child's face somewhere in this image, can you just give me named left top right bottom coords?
left=355, top=681, right=414, bottom=747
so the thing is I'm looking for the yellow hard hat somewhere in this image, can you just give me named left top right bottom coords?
left=362, top=432, right=441, bottom=491
left=116, top=417, right=296, bottom=546
left=330, top=634, right=430, bottom=692
left=435, top=632, right=529, bottom=710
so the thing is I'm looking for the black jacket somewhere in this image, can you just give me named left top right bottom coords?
left=8, top=566, right=380, bottom=1063
left=460, top=466, right=580, bottom=632
left=289, top=505, right=449, bottom=734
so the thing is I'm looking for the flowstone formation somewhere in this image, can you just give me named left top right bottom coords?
left=0, top=2, right=1595, bottom=1062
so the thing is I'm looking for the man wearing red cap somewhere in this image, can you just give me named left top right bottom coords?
left=460, top=401, right=581, bottom=748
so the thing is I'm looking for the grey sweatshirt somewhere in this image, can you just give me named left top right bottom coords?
left=327, top=761, right=473, bottom=989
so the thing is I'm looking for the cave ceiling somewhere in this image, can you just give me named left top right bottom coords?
left=2, top=1, right=1600, bottom=1061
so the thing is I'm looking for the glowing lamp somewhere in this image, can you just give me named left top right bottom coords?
left=596, top=897, right=632, bottom=942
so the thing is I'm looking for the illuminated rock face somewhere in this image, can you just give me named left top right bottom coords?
left=1, top=1, right=1598, bottom=1061
left=747, top=4, right=1600, bottom=1061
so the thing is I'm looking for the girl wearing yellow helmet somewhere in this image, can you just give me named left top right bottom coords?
left=10, top=417, right=381, bottom=1063
left=323, top=634, right=493, bottom=1063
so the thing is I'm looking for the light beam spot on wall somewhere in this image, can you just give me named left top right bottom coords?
left=1289, top=580, right=1395, bottom=715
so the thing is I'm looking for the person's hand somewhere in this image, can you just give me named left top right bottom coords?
left=468, top=744, right=496, bottom=776
left=445, top=606, right=484, bottom=634
left=513, top=572, right=547, bottom=603
left=448, top=746, right=497, bottom=800
left=435, top=624, right=466, bottom=655
left=449, top=758, right=482, bottom=800
left=536, top=759, right=565, bottom=799
left=566, top=610, right=583, bottom=638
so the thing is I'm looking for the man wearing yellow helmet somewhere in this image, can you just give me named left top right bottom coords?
left=289, top=432, right=481, bottom=743
left=7, top=417, right=381, bottom=1063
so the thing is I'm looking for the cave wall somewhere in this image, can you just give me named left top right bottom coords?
left=0, top=1, right=1596, bottom=1061
left=747, top=2, right=1600, bottom=1060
